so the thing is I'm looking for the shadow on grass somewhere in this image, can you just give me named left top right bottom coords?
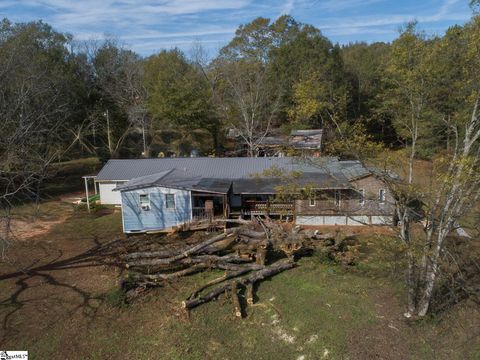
left=0, top=235, right=130, bottom=343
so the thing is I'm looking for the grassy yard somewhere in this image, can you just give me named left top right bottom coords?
left=42, top=157, right=101, bottom=197
left=0, top=200, right=479, bottom=360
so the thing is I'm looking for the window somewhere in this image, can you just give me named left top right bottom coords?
left=359, top=189, right=365, bottom=205
left=309, top=197, right=316, bottom=207
left=139, top=194, right=150, bottom=210
left=165, top=193, right=175, bottom=209
left=379, top=189, right=386, bottom=203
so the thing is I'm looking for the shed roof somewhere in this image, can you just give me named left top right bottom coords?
left=290, top=129, right=323, bottom=136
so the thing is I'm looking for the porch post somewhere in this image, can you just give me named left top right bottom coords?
left=223, top=194, right=228, bottom=218
left=84, top=177, right=90, bottom=213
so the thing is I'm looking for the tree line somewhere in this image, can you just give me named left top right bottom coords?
left=1, top=14, right=479, bottom=161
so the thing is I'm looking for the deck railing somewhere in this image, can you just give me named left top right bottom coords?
left=191, top=207, right=226, bottom=221
left=246, top=201, right=294, bottom=215
left=192, top=207, right=210, bottom=220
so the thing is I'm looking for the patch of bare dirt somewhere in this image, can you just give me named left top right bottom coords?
left=347, top=287, right=415, bottom=360
left=0, top=226, right=123, bottom=348
left=10, top=216, right=69, bottom=241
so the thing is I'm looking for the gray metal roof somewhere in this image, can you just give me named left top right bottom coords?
left=114, top=170, right=174, bottom=191
left=296, top=158, right=371, bottom=180
left=98, top=157, right=332, bottom=181
left=115, top=168, right=232, bottom=194
left=232, top=172, right=349, bottom=194
left=108, top=157, right=374, bottom=194
left=97, top=157, right=371, bottom=183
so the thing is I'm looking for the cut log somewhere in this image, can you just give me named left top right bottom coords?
left=125, top=249, right=178, bottom=261
left=214, top=218, right=253, bottom=225
left=128, top=253, right=251, bottom=270
left=182, top=260, right=295, bottom=310
left=242, top=259, right=295, bottom=285
left=182, top=281, right=234, bottom=310
left=246, top=283, right=254, bottom=305
left=256, top=247, right=267, bottom=265
left=237, top=228, right=266, bottom=239
left=135, top=263, right=208, bottom=281
left=122, top=219, right=316, bottom=311
left=126, top=232, right=235, bottom=267
left=231, top=281, right=242, bottom=318
left=187, top=264, right=265, bottom=300
left=202, top=237, right=238, bottom=254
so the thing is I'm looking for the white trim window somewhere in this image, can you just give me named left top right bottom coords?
left=139, top=193, right=150, bottom=210
left=165, top=193, right=176, bottom=209
left=379, top=189, right=386, bottom=203
left=359, top=188, right=365, bottom=206
left=309, top=197, right=316, bottom=207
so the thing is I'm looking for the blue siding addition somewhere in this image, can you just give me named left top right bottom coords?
left=121, top=186, right=192, bottom=233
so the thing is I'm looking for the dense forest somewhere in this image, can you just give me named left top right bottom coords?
left=2, top=12, right=479, bottom=164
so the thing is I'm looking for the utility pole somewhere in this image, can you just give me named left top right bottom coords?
left=83, top=177, right=90, bottom=213
left=105, top=110, right=112, bottom=155
left=142, top=122, right=147, bottom=157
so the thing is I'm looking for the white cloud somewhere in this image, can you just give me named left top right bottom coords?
left=5, top=0, right=253, bottom=54
left=316, top=0, right=469, bottom=33
left=119, top=28, right=237, bottom=41
left=280, top=0, right=296, bottom=15
left=2, top=0, right=472, bottom=54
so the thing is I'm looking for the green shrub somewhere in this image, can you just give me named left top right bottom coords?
left=103, top=288, right=128, bottom=308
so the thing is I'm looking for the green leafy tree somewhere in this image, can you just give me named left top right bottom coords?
left=144, top=49, right=217, bottom=156
left=342, top=42, right=396, bottom=143
left=383, top=22, right=436, bottom=177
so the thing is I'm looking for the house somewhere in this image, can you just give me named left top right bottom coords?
left=289, top=129, right=323, bottom=152
left=226, top=129, right=323, bottom=157
left=92, top=157, right=394, bottom=233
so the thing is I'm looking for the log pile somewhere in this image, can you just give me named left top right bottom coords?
left=120, top=218, right=359, bottom=317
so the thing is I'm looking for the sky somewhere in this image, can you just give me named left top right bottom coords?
left=0, top=0, right=474, bottom=56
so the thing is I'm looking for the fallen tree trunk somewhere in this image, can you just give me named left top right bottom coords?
left=134, top=263, right=209, bottom=281
left=214, top=218, right=253, bottom=225
left=246, top=283, right=254, bottom=304
left=129, top=253, right=251, bottom=270
left=126, top=232, right=236, bottom=267
left=231, top=281, right=242, bottom=318
left=120, top=219, right=356, bottom=316
left=125, top=228, right=269, bottom=266
left=182, top=260, right=295, bottom=310
left=125, top=249, right=178, bottom=261
left=187, top=264, right=265, bottom=300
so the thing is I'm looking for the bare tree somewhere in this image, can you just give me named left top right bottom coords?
left=92, top=39, right=147, bottom=158
left=0, top=20, right=79, bottom=257
left=215, top=59, right=281, bottom=157
left=416, top=97, right=480, bottom=315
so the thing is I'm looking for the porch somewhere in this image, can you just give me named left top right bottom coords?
left=191, top=191, right=229, bottom=221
